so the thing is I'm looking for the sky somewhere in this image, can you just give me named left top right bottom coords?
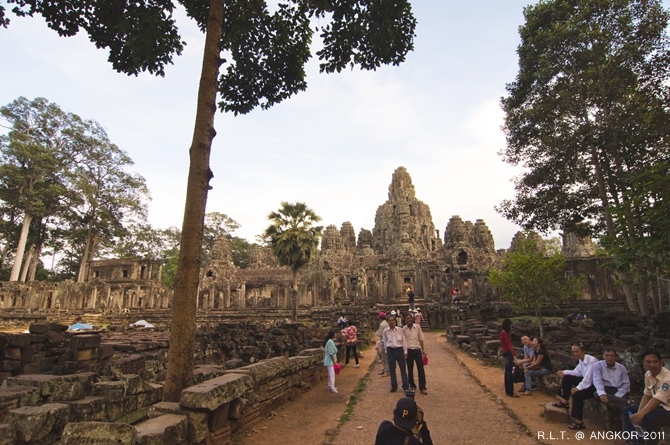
left=0, top=1, right=536, bottom=250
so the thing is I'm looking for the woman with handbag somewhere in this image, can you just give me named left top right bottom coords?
left=323, top=330, right=339, bottom=394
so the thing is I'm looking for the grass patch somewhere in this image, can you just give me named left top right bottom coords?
left=337, top=373, right=370, bottom=426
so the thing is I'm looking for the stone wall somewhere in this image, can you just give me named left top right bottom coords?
left=0, top=323, right=350, bottom=445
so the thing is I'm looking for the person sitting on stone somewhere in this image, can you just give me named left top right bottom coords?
left=622, top=350, right=670, bottom=444
left=374, top=397, right=433, bottom=445
left=337, top=314, right=347, bottom=329
left=521, top=337, right=552, bottom=396
left=568, top=347, right=630, bottom=430
left=553, top=342, right=597, bottom=410
left=514, top=336, right=536, bottom=393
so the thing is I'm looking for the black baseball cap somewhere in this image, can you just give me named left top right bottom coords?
left=393, top=397, right=417, bottom=430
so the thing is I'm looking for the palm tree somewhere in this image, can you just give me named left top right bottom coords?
left=264, top=202, right=323, bottom=321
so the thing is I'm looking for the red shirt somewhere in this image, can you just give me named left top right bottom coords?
left=499, top=329, right=514, bottom=354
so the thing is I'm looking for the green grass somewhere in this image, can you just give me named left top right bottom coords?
left=337, top=374, right=369, bottom=426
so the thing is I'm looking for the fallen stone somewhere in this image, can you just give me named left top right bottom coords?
left=4, top=402, right=69, bottom=442
left=135, top=413, right=188, bottom=445
left=180, top=373, right=253, bottom=411
left=60, top=421, right=137, bottom=445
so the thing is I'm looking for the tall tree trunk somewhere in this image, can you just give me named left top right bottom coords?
left=9, top=213, right=33, bottom=281
left=291, top=270, right=298, bottom=322
left=651, top=276, right=661, bottom=314
left=77, top=223, right=95, bottom=283
left=163, top=0, right=223, bottom=403
left=27, top=242, right=42, bottom=282
left=637, top=282, right=650, bottom=317
left=19, top=244, right=35, bottom=282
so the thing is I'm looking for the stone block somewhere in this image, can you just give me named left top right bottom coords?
left=117, top=406, right=150, bottom=425
left=206, top=423, right=231, bottom=445
left=50, top=381, right=85, bottom=402
left=135, top=414, right=188, bottom=445
left=186, top=411, right=208, bottom=443
left=64, top=396, right=107, bottom=422
left=137, top=384, right=162, bottom=408
left=93, top=381, right=126, bottom=402
left=543, top=402, right=571, bottom=423
left=5, top=334, right=29, bottom=349
left=149, top=402, right=184, bottom=418
left=28, top=323, right=67, bottom=334
left=180, top=373, right=253, bottom=411
left=4, top=402, right=69, bottom=443
left=4, top=373, right=95, bottom=397
left=69, top=334, right=102, bottom=349
left=60, top=421, right=137, bottom=445
left=76, top=348, right=97, bottom=361
left=104, top=354, right=146, bottom=377
left=0, top=360, right=20, bottom=372
left=208, top=403, right=230, bottom=432
left=45, top=330, right=67, bottom=346
left=236, top=357, right=291, bottom=385
left=0, top=423, right=14, bottom=445
left=121, top=374, right=155, bottom=395
left=0, top=385, right=40, bottom=420
left=1, top=348, right=21, bottom=361
left=584, top=397, right=623, bottom=431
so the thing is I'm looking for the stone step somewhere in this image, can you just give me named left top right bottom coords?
left=135, top=413, right=188, bottom=445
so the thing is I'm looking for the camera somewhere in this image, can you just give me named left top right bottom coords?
left=405, top=389, right=415, bottom=399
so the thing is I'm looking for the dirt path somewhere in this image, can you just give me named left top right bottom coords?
left=236, top=333, right=620, bottom=444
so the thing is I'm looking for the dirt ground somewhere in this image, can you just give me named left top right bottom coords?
left=234, top=332, right=628, bottom=444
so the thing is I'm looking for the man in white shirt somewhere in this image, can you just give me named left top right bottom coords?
left=569, top=347, right=630, bottom=430
left=622, top=350, right=670, bottom=444
left=376, top=312, right=389, bottom=376
left=382, top=314, right=409, bottom=393
left=403, top=313, right=427, bottom=395
left=553, top=342, right=597, bottom=411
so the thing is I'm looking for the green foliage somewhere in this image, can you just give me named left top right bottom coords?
left=229, top=236, right=252, bottom=269
left=489, top=233, right=584, bottom=336
left=264, top=202, right=322, bottom=275
left=499, top=0, right=670, bottom=236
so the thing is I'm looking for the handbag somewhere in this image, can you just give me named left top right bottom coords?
left=422, top=354, right=428, bottom=366
left=334, top=363, right=341, bottom=375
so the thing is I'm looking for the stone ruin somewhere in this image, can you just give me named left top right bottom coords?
left=0, top=166, right=636, bottom=315
left=0, top=320, right=365, bottom=444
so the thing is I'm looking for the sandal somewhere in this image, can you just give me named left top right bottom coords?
left=552, top=401, right=569, bottom=409
left=506, top=393, right=520, bottom=398
left=520, top=391, right=532, bottom=396
left=568, top=421, right=585, bottom=430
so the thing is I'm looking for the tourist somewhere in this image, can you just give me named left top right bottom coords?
left=403, top=313, right=427, bottom=394
left=499, top=318, right=518, bottom=397
left=521, top=337, right=552, bottom=396
left=323, top=330, right=339, bottom=394
left=414, top=308, right=423, bottom=325
left=382, top=314, right=409, bottom=393
left=553, top=342, right=597, bottom=410
left=337, top=314, right=347, bottom=329
left=514, top=336, right=535, bottom=370
left=407, top=287, right=415, bottom=311
left=374, top=397, right=433, bottom=445
left=342, top=320, right=360, bottom=368
left=376, top=311, right=390, bottom=376
left=396, top=307, right=404, bottom=325
left=568, top=347, right=630, bottom=430
left=451, top=287, right=461, bottom=306
left=622, top=350, right=670, bottom=444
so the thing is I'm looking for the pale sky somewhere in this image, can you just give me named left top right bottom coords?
left=0, top=1, right=535, bottom=250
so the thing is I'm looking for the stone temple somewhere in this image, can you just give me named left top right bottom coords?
left=0, top=166, right=622, bottom=311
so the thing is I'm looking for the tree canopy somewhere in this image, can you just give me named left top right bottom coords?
left=499, top=0, right=670, bottom=315
left=1, top=0, right=417, bottom=400
left=264, top=201, right=322, bottom=320
left=489, top=232, right=584, bottom=338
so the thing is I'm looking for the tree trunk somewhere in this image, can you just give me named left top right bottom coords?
left=291, top=270, right=298, bottom=322
left=163, top=0, right=223, bottom=403
left=637, top=282, right=650, bottom=317
left=27, top=242, right=42, bottom=282
left=77, top=222, right=95, bottom=283
left=535, top=308, right=544, bottom=339
left=651, top=277, right=661, bottom=314
left=19, top=244, right=35, bottom=282
left=9, top=213, right=33, bottom=281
